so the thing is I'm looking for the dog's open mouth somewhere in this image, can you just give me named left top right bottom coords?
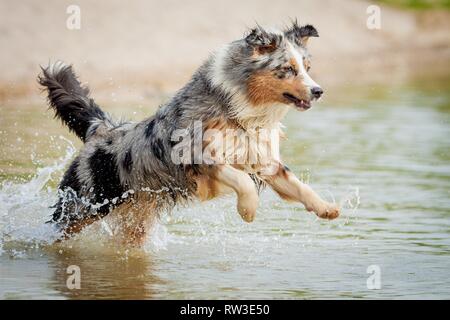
left=283, top=93, right=311, bottom=110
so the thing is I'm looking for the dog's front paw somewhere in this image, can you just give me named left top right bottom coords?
left=238, top=206, right=256, bottom=223
left=237, top=192, right=258, bottom=223
left=307, top=202, right=340, bottom=220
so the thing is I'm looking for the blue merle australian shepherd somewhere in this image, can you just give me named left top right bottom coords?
left=39, top=22, right=340, bottom=246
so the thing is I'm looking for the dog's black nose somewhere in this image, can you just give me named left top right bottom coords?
left=311, top=87, right=323, bottom=99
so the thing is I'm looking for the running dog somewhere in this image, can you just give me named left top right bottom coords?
left=39, top=22, right=340, bottom=246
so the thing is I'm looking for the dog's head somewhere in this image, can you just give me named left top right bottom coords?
left=213, top=22, right=322, bottom=112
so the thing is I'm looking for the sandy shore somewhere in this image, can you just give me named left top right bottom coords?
left=0, top=0, right=449, bottom=104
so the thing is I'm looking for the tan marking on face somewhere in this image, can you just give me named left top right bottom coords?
left=289, top=58, right=299, bottom=74
left=246, top=70, right=309, bottom=106
left=303, top=58, right=311, bottom=72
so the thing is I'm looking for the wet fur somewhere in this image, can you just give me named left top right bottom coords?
left=39, top=22, right=339, bottom=246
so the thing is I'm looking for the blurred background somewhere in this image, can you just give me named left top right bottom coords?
left=0, top=0, right=449, bottom=105
left=0, top=1, right=449, bottom=299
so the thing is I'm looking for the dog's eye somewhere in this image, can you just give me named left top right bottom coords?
left=282, top=66, right=296, bottom=76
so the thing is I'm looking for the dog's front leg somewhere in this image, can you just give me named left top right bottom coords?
left=213, top=165, right=259, bottom=222
left=262, top=164, right=340, bottom=219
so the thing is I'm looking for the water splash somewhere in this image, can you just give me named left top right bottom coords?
left=338, top=186, right=361, bottom=245
left=0, top=135, right=171, bottom=257
left=0, top=136, right=76, bottom=256
left=0, top=133, right=360, bottom=258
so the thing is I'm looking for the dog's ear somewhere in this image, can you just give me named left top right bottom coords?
left=245, top=26, right=280, bottom=55
left=284, top=21, right=319, bottom=47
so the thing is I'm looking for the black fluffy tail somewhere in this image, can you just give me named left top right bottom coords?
left=38, top=61, right=107, bottom=142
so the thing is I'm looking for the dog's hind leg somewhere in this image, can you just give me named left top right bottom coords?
left=63, top=216, right=102, bottom=236
left=53, top=216, right=102, bottom=243
left=262, top=163, right=340, bottom=219
left=211, top=165, right=259, bottom=222
left=108, top=195, right=159, bottom=247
